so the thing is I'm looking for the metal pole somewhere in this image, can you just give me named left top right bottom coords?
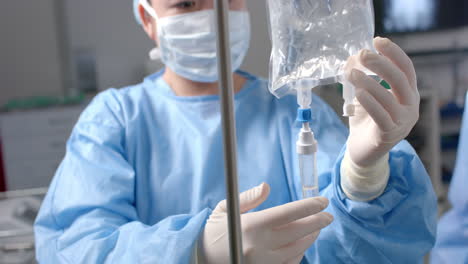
left=214, top=1, right=244, bottom=263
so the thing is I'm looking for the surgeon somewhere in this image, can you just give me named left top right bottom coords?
left=431, top=93, right=468, bottom=264
left=34, top=0, right=437, bottom=263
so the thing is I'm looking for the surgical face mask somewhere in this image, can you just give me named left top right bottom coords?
left=140, top=1, right=251, bottom=83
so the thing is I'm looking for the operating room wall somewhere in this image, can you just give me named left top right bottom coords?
left=392, top=27, right=468, bottom=104
left=0, top=0, right=64, bottom=106
left=64, top=0, right=154, bottom=91
left=242, top=1, right=272, bottom=78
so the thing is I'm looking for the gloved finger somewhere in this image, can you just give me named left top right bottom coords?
left=257, top=197, right=328, bottom=228
left=271, top=212, right=333, bottom=249
left=355, top=90, right=396, bottom=132
left=215, top=183, right=270, bottom=214
left=238, top=183, right=270, bottom=214
left=286, top=254, right=305, bottom=264
left=348, top=69, right=401, bottom=121
left=358, top=49, right=415, bottom=105
left=344, top=54, right=359, bottom=73
left=275, top=231, right=320, bottom=262
left=374, top=37, right=418, bottom=90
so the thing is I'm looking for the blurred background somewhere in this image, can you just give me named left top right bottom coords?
left=0, top=0, right=467, bottom=263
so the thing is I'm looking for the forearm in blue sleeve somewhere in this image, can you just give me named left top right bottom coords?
left=35, top=192, right=210, bottom=263
left=34, top=91, right=211, bottom=263
left=305, top=140, right=437, bottom=263
left=34, top=139, right=211, bottom=263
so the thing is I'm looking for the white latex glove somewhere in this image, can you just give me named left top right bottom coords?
left=197, top=183, right=333, bottom=264
left=341, top=37, right=420, bottom=201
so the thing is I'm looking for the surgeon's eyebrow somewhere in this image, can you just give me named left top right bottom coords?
left=167, top=0, right=196, bottom=4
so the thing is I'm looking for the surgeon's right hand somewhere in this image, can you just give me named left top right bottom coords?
left=197, top=183, right=333, bottom=264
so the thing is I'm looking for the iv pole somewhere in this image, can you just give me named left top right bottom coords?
left=214, top=0, right=244, bottom=263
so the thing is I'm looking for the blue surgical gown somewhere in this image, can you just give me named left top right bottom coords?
left=431, top=93, right=468, bottom=264
left=34, top=70, right=437, bottom=263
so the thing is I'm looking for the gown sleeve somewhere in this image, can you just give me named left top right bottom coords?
left=34, top=89, right=211, bottom=264
left=296, top=96, right=438, bottom=264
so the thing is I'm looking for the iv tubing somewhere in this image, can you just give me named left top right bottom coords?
left=296, top=82, right=319, bottom=198
left=296, top=122, right=319, bottom=198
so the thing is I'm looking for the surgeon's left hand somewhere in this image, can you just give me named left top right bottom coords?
left=341, top=37, right=420, bottom=201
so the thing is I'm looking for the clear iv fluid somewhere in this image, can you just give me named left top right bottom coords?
left=284, top=3, right=374, bottom=85
left=298, top=152, right=319, bottom=198
left=268, top=0, right=376, bottom=97
left=303, top=186, right=319, bottom=198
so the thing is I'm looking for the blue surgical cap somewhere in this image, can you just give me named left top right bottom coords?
left=133, top=0, right=142, bottom=25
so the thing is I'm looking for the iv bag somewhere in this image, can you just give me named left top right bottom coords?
left=268, top=0, right=376, bottom=98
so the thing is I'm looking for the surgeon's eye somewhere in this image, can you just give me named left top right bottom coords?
left=174, top=1, right=196, bottom=9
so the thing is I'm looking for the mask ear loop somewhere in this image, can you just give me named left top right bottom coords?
left=139, top=0, right=159, bottom=20
left=139, top=0, right=162, bottom=60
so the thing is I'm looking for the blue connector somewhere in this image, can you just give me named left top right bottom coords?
left=297, top=108, right=312, bottom=123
